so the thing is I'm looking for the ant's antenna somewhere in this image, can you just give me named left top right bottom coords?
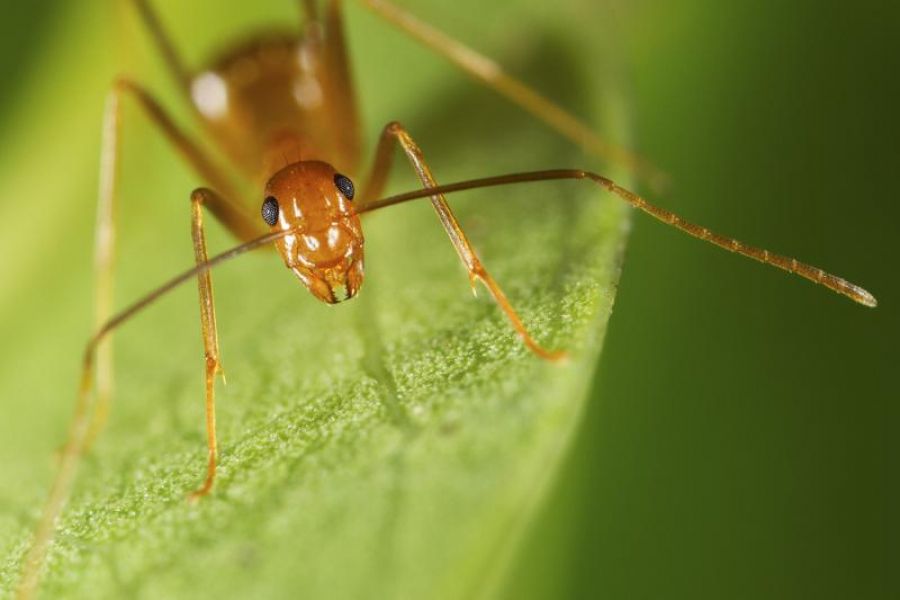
left=359, top=169, right=877, bottom=307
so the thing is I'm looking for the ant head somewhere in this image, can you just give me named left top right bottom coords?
left=262, top=161, right=365, bottom=304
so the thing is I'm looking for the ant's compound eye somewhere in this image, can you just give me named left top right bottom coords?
left=334, top=173, right=355, bottom=200
left=261, top=196, right=279, bottom=226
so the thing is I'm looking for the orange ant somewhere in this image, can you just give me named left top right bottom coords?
left=15, top=0, right=876, bottom=597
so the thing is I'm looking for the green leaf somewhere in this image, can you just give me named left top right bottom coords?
left=0, top=1, right=632, bottom=598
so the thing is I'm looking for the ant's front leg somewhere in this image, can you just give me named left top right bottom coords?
left=187, top=188, right=232, bottom=500
left=360, top=121, right=567, bottom=361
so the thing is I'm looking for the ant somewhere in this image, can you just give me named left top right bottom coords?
left=15, top=0, right=876, bottom=597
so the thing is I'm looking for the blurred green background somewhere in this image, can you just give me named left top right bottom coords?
left=0, top=0, right=895, bottom=598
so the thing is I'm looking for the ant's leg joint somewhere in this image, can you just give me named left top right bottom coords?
left=205, top=353, right=226, bottom=384
left=190, top=188, right=209, bottom=204
left=468, top=266, right=487, bottom=296
left=112, top=76, right=136, bottom=92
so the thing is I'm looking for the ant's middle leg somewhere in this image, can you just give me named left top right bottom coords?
left=358, top=0, right=667, bottom=192
left=300, top=0, right=319, bottom=23
left=295, top=0, right=364, bottom=172
left=360, top=121, right=566, bottom=361
left=130, top=0, right=192, bottom=93
left=86, top=78, right=259, bottom=445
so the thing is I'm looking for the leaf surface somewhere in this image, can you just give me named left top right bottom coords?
left=0, top=1, right=633, bottom=598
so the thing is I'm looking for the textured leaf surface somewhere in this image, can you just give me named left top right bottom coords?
left=0, top=1, right=632, bottom=598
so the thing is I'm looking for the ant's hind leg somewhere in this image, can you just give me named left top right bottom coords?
left=83, top=90, right=121, bottom=446
left=358, top=0, right=667, bottom=192
left=360, top=121, right=566, bottom=361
